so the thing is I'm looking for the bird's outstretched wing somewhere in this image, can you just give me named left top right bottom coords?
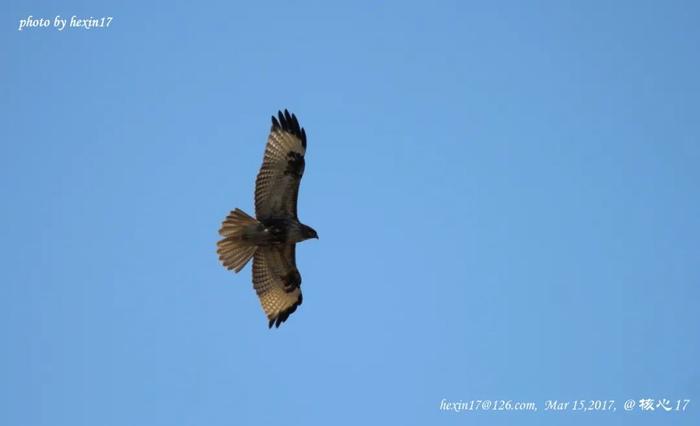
left=252, top=245, right=303, bottom=328
left=255, top=110, right=307, bottom=219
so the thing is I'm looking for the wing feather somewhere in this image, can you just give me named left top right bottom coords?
left=255, top=110, right=307, bottom=219
left=252, top=245, right=302, bottom=328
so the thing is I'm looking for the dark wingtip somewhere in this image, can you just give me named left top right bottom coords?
left=272, top=109, right=306, bottom=147
left=266, top=293, right=303, bottom=329
left=278, top=110, right=285, bottom=125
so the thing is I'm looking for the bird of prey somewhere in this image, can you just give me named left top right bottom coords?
left=217, top=110, right=318, bottom=328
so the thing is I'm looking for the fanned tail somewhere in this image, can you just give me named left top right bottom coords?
left=217, top=208, right=259, bottom=273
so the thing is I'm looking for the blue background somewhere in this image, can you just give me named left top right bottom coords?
left=2, top=1, right=699, bottom=425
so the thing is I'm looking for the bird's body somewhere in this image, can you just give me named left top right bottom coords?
left=217, top=110, right=317, bottom=328
left=231, top=215, right=308, bottom=246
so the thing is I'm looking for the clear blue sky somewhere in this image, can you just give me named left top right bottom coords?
left=2, top=1, right=699, bottom=425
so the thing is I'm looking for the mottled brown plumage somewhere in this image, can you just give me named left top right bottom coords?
left=217, top=110, right=317, bottom=328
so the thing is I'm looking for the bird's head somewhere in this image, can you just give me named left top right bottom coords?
left=301, top=224, right=319, bottom=240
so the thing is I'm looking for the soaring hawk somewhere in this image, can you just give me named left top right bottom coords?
left=217, top=110, right=318, bottom=328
